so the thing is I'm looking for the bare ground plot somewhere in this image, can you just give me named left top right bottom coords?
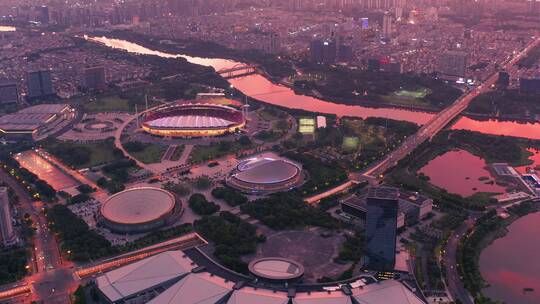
left=249, top=228, right=352, bottom=282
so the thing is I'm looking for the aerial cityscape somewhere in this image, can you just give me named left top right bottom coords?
left=0, top=0, right=539, bottom=303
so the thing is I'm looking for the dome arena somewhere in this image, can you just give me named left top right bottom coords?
left=141, top=102, right=246, bottom=137
left=99, top=187, right=180, bottom=234
left=226, top=155, right=304, bottom=194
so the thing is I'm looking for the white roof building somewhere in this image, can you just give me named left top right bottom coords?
left=352, top=279, right=425, bottom=304
left=292, top=291, right=352, bottom=304
left=96, top=251, right=194, bottom=303
left=227, top=287, right=289, bottom=304
left=147, top=273, right=233, bottom=304
left=95, top=251, right=426, bottom=304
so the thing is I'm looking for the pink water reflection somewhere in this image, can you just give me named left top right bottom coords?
left=452, top=117, right=540, bottom=140
left=418, top=149, right=506, bottom=197
left=480, top=212, right=540, bottom=304
left=91, top=36, right=540, bottom=139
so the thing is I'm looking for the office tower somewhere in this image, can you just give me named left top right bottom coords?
left=310, top=39, right=324, bottom=63
left=382, top=13, right=394, bottom=38
left=519, top=78, right=540, bottom=95
left=263, top=32, right=280, bottom=55
left=0, top=187, right=16, bottom=247
left=27, top=70, right=55, bottom=101
left=438, top=51, right=468, bottom=78
left=497, top=71, right=510, bottom=89
left=0, top=82, right=20, bottom=106
left=39, top=6, right=50, bottom=24
left=84, top=66, right=106, bottom=91
left=366, top=187, right=399, bottom=270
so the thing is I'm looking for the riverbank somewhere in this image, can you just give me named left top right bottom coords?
left=387, top=130, right=540, bottom=210
left=90, top=30, right=462, bottom=114
left=458, top=201, right=540, bottom=303
left=85, top=33, right=540, bottom=140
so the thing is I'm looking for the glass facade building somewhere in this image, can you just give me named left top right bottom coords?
left=365, top=187, right=399, bottom=271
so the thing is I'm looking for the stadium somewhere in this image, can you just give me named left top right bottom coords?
left=226, top=155, right=304, bottom=194
left=141, top=102, right=246, bottom=137
left=99, top=187, right=180, bottom=234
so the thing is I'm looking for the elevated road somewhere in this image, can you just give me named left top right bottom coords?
left=364, top=37, right=540, bottom=180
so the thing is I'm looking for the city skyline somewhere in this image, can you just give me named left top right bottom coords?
left=0, top=1, right=539, bottom=303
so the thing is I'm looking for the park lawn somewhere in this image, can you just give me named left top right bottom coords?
left=44, top=140, right=122, bottom=169
left=82, top=95, right=132, bottom=113
left=190, top=143, right=242, bottom=163
left=342, top=119, right=388, bottom=148
left=379, top=88, right=432, bottom=107
left=129, top=143, right=168, bottom=164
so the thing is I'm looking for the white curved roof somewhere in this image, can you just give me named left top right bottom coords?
left=233, top=157, right=300, bottom=185
left=227, top=287, right=289, bottom=304
left=101, top=187, right=175, bottom=225
left=146, top=115, right=237, bottom=129
left=293, top=291, right=352, bottom=304
left=353, top=279, right=425, bottom=304
left=147, top=272, right=233, bottom=304
left=96, top=251, right=193, bottom=302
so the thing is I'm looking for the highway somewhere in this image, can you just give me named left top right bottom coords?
left=0, top=168, right=206, bottom=303
left=0, top=170, right=74, bottom=304
left=364, top=37, right=540, bottom=180
left=442, top=216, right=478, bottom=304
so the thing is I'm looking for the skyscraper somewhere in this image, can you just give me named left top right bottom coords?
left=382, top=13, right=394, bottom=38
left=365, top=187, right=399, bottom=270
left=84, top=66, right=106, bottom=91
left=27, top=70, right=55, bottom=101
left=0, top=81, right=20, bottom=106
left=0, top=187, right=16, bottom=247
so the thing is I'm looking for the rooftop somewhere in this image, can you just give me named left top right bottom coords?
left=96, top=251, right=194, bottom=302
left=367, top=187, right=400, bottom=200
left=233, top=157, right=301, bottom=185
left=100, top=187, right=176, bottom=225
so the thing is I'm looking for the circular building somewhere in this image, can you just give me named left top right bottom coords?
left=248, top=257, right=304, bottom=282
left=226, top=156, right=304, bottom=194
left=100, top=187, right=180, bottom=234
left=141, top=103, right=245, bottom=137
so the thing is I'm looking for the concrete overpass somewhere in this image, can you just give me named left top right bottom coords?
left=364, top=37, right=540, bottom=180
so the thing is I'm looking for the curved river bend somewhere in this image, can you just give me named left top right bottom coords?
left=479, top=212, right=540, bottom=304
left=89, top=36, right=540, bottom=140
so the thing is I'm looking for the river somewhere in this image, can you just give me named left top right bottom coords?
left=88, top=36, right=540, bottom=140
left=479, top=212, right=540, bottom=304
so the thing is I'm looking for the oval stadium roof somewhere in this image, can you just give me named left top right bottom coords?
left=101, top=187, right=175, bottom=225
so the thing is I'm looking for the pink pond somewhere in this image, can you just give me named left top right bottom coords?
left=419, top=149, right=506, bottom=197
left=480, top=212, right=540, bottom=304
